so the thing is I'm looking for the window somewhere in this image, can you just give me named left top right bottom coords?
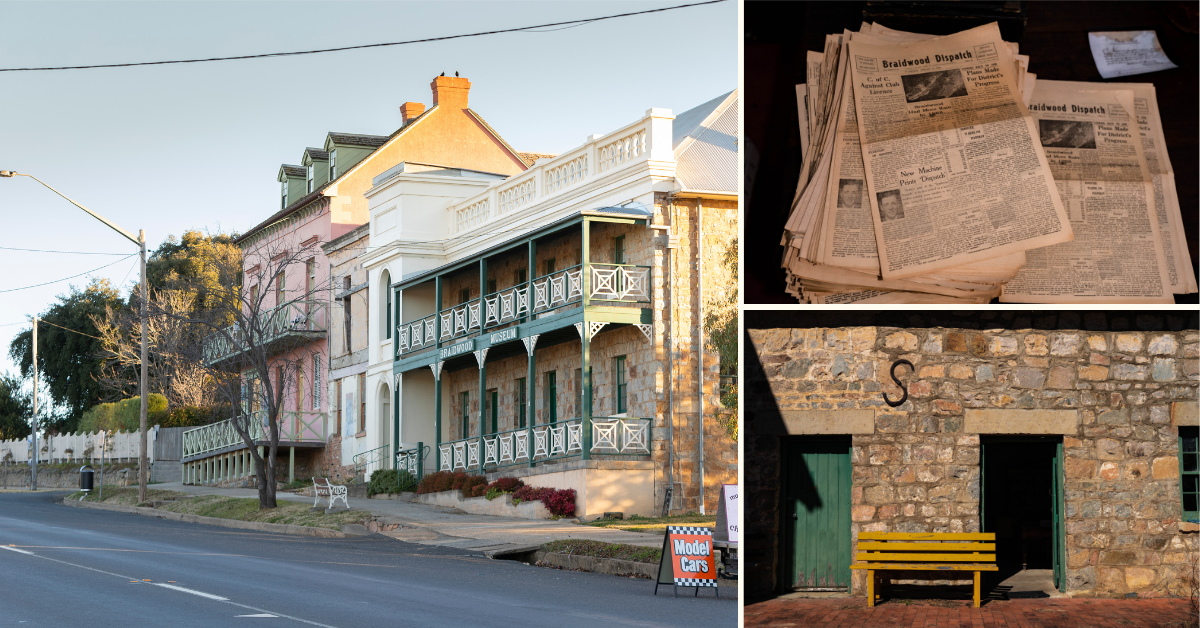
left=382, top=271, right=392, bottom=339
left=306, top=259, right=316, bottom=297
left=281, top=179, right=288, bottom=209
left=545, top=372, right=557, bottom=424
left=249, top=284, right=259, bottom=307
left=1182, top=427, right=1198, bottom=523
left=312, top=356, right=321, bottom=411
left=614, top=355, right=627, bottom=414
left=276, top=271, right=285, bottom=308
left=329, top=149, right=337, bottom=180
left=460, top=391, right=470, bottom=438
left=487, top=389, right=498, bottom=434
left=357, top=373, right=366, bottom=434
left=487, top=279, right=496, bottom=296
left=459, top=288, right=470, bottom=305
left=545, top=258, right=556, bottom=276
left=335, top=379, right=342, bottom=436
left=516, top=378, right=527, bottom=429
left=342, top=276, right=352, bottom=354
left=516, top=269, right=527, bottom=285
left=296, top=368, right=304, bottom=413
left=306, top=165, right=314, bottom=193
left=614, top=235, right=625, bottom=264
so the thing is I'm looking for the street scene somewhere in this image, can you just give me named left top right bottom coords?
left=0, top=1, right=739, bottom=625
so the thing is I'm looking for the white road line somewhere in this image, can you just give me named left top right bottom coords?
left=2, top=546, right=34, bottom=555
left=236, top=614, right=279, bottom=618
left=153, top=582, right=229, bottom=601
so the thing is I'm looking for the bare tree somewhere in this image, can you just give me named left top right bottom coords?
left=164, top=231, right=330, bottom=509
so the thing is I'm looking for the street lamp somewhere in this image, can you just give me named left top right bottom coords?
left=0, top=170, right=150, bottom=503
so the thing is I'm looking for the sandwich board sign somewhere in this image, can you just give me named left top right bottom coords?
left=654, top=526, right=718, bottom=597
left=714, top=484, right=738, bottom=544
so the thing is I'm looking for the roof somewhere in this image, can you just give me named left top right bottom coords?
left=326, top=133, right=389, bottom=148
left=394, top=204, right=652, bottom=289
left=279, top=165, right=307, bottom=178
left=673, top=90, right=733, bottom=149
left=234, top=185, right=330, bottom=246
left=516, top=152, right=557, bottom=166
left=673, top=90, right=738, bottom=193
left=304, top=148, right=329, bottom=161
left=371, top=161, right=508, bottom=188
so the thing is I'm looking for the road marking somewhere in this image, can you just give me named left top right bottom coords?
left=153, top=583, right=229, bottom=601
left=236, top=614, right=278, bottom=618
left=2, top=546, right=34, bottom=555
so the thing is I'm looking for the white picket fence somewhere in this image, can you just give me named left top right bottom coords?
left=0, top=428, right=158, bottom=464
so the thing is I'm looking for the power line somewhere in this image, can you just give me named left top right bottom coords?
left=0, top=254, right=136, bottom=294
left=35, top=318, right=104, bottom=342
left=0, top=1, right=726, bottom=73
left=0, top=245, right=128, bottom=256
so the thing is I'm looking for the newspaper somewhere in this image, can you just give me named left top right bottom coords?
left=1088, top=31, right=1177, bottom=79
left=847, top=23, right=1072, bottom=279
left=1000, top=81, right=1173, bottom=303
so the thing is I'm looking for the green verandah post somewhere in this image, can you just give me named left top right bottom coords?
left=581, top=218, right=592, bottom=460
left=526, top=239, right=537, bottom=469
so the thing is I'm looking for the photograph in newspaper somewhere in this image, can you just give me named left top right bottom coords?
left=847, top=23, right=1073, bottom=279
left=1001, top=81, right=1172, bottom=303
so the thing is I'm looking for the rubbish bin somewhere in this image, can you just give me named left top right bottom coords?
left=80, top=465, right=94, bottom=492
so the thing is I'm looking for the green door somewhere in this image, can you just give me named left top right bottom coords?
left=782, top=436, right=851, bottom=590
left=1052, top=441, right=1066, bottom=592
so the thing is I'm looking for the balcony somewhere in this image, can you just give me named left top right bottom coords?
left=437, top=417, right=652, bottom=473
left=202, top=300, right=328, bottom=366
left=180, top=410, right=327, bottom=461
left=395, top=264, right=650, bottom=357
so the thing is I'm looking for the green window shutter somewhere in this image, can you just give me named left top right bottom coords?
left=615, top=356, right=627, bottom=414
left=517, top=378, right=527, bottom=429
left=1181, top=427, right=1198, bottom=523
left=460, top=288, right=470, bottom=305
left=545, top=258, right=555, bottom=276
left=461, top=391, right=470, bottom=438
left=487, top=279, right=496, bottom=296
left=614, top=235, right=625, bottom=264
left=546, top=372, right=557, bottom=424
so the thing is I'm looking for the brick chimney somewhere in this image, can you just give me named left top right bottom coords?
left=431, top=75, right=470, bottom=109
left=400, top=101, right=425, bottom=125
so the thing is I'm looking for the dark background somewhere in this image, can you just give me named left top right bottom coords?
left=745, top=1, right=1200, bottom=304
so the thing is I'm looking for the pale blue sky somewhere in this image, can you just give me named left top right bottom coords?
left=0, top=1, right=735, bottom=383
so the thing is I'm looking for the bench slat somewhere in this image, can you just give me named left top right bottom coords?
left=851, top=563, right=1000, bottom=571
left=857, top=552, right=995, bottom=562
left=859, top=532, right=995, bottom=541
left=856, top=542, right=996, bottom=552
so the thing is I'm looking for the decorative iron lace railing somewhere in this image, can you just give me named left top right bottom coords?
left=182, top=411, right=327, bottom=459
left=202, top=300, right=328, bottom=364
left=588, top=264, right=651, bottom=303
left=436, top=418, right=650, bottom=472
left=395, top=313, right=437, bottom=356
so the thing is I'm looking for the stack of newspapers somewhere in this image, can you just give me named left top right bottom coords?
left=783, top=21, right=1196, bottom=304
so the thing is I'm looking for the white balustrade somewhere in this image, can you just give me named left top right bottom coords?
left=498, top=179, right=535, bottom=215
left=597, top=130, right=646, bottom=173
left=456, top=198, right=490, bottom=232
left=544, top=153, right=587, bottom=194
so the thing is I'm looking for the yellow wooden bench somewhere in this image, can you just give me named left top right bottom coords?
left=849, top=532, right=998, bottom=607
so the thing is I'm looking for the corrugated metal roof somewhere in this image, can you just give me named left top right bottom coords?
left=673, top=91, right=733, bottom=149
left=674, top=95, right=738, bottom=193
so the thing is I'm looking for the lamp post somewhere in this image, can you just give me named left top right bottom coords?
left=0, top=170, right=150, bottom=503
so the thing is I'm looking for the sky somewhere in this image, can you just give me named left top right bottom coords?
left=0, top=1, right=736, bottom=386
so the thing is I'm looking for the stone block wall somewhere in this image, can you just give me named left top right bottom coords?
left=746, top=325, right=1198, bottom=599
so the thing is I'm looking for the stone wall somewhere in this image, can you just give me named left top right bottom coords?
left=746, top=324, right=1198, bottom=599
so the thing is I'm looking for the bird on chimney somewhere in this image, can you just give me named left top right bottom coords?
left=440, top=72, right=445, bottom=77
left=455, top=71, right=459, bottom=77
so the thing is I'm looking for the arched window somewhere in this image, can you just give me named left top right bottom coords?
left=381, top=270, right=392, bottom=340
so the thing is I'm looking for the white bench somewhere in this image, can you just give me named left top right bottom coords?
left=312, top=477, right=348, bottom=511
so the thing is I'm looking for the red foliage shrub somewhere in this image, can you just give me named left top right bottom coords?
left=416, top=471, right=487, bottom=495
left=512, top=485, right=576, bottom=518
left=513, top=485, right=552, bottom=502
left=486, top=477, right=525, bottom=495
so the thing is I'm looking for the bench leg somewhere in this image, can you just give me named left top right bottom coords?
left=973, top=571, right=981, bottom=608
left=867, top=569, right=874, bottom=608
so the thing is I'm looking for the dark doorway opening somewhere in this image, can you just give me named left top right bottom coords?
left=981, top=436, right=1063, bottom=599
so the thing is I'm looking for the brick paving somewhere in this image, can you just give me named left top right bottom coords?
left=744, top=596, right=1197, bottom=628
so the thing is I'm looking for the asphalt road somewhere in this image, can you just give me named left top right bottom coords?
left=0, top=492, right=735, bottom=627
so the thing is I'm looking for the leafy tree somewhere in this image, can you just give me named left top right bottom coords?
left=146, top=230, right=240, bottom=316
left=0, top=373, right=32, bottom=440
left=704, top=237, right=737, bottom=440
left=8, top=278, right=122, bottom=433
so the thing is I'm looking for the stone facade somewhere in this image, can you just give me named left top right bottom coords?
left=321, top=224, right=371, bottom=475
left=746, top=323, right=1198, bottom=599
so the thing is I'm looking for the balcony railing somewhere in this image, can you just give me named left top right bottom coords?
left=182, top=410, right=327, bottom=459
left=588, top=264, right=651, bottom=303
left=202, top=300, right=328, bottom=365
left=396, top=266, right=584, bottom=356
left=436, top=417, right=651, bottom=473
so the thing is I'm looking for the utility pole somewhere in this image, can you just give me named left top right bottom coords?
left=0, top=171, right=148, bottom=503
left=31, top=316, right=38, bottom=491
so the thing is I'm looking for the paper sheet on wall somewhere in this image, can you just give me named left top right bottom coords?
left=1088, top=31, right=1177, bottom=79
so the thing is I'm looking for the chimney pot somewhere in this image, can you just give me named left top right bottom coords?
left=400, top=102, right=426, bottom=125
left=430, top=75, right=471, bottom=109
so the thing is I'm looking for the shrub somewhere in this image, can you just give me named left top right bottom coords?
left=367, top=469, right=418, bottom=496
left=512, top=485, right=577, bottom=518
left=416, top=470, right=486, bottom=495
left=483, top=477, right=525, bottom=500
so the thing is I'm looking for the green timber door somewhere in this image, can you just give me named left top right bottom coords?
left=782, top=436, right=851, bottom=590
left=1052, top=441, right=1066, bottom=592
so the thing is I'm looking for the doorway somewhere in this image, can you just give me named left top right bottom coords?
left=780, top=435, right=851, bottom=591
left=980, top=436, right=1066, bottom=598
